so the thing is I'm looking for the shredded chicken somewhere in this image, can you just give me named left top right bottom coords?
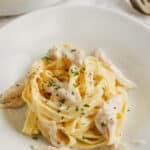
left=48, top=46, right=85, bottom=66
left=0, top=78, right=26, bottom=108
left=95, top=95, right=123, bottom=145
left=93, top=49, right=136, bottom=89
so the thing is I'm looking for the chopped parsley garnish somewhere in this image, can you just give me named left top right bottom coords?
left=61, top=116, right=64, bottom=120
left=57, top=109, right=61, bottom=113
left=73, top=83, right=79, bottom=88
left=81, top=112, right=85, bottom=115
left=66, top=106, right=70, bottom=110
left=93, top=76, right=96, bottom=80
left=83, top=104, right=90, bottom=107
left=75, top=106, right=79, bottom=111
left=48, top=82, right=53, bottom=87
left=71, top=91, right=75, bottom=95
left=71, top=68, right=79, bottom=76
left=42, top=56, right=52, bottom=61
left=81, top=108, right=84, bottom=111
left=48, top=82, right=60, bottom=90
left=58, top=103, right=62, bottom=107
left=60, top=99, right=66, bottom=104
left=102, top=87, right=105, bottom=92
left=71, top=49, right=77, bottom=52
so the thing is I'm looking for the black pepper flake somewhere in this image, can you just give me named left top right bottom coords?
left=101, top=122, right=106, bottom=127
left=65, top=68, right=69, bottom=72
left=71, top=91, right=75, bottom=95
left=113, top=107, right=117, bottom=109
left=127, top=109, right=130, bottom=112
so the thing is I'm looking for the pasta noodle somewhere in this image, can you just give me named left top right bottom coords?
left=21, top=44, right=135, bottom=149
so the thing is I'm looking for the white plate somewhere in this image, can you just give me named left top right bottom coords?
left=0, top=6, right=150, bottom=150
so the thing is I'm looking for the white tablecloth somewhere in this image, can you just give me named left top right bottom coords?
left=0, top=0, right=150, bottom=28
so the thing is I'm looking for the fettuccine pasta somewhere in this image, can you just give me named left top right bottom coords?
left=21, top=44, right=135, bottom=149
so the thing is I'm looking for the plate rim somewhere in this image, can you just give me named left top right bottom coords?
left=0, top=5, right=150, bottom=35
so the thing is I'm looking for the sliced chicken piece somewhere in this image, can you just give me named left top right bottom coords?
left=48, top=45, right=85, bottom=66
left=95, top=95, right=123, bottom=145
left=0, top=78, right=26, bottom=108
left=93, top=49, right=136, bottom=89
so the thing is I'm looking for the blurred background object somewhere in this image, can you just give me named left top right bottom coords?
left=0, top=0, right=150, bottom=28
left=130, top=0, right=150, bottom=15
left=0, top=0, right=64, bottom=16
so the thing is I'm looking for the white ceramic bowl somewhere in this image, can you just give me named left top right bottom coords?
left=0, top=6, right=150, bottom=150
left=0, top=0, right=61, bottom=16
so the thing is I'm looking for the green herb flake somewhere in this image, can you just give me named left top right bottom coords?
left=61, top=116, right=64, bottom=120
left=71, top=91, right=75, bottom=95
left=71, top=68, right=79, bottom=76
left=48, top=82, right=61, bottom=90
left=66, top=106, right=70, bottom=110
left=48, top=82, right=53, bottom=87
left=60, top=99, right=66, bottom=104
left=102, top=87, right=105, bottom=92
left=57, top=109, right=61, bottom=113
left=81, top=112, right=85, bottom=115
left=58, top=103, right=62, bottom=107
left=75, top=106, right=79, bottom=111
left=81, top=108, right=84, bottom=111
left=83, top=104, right=90, bottom=107
left=42, top=56, right=52, bottom=61
left=71, top=49, right=77, bottom=52
left=73, top=83, right=79, bottom=88
left=93, top=76, right=96, bottom=80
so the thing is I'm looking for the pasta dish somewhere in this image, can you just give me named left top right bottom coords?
left=0, top=44, right=136, bottom=150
